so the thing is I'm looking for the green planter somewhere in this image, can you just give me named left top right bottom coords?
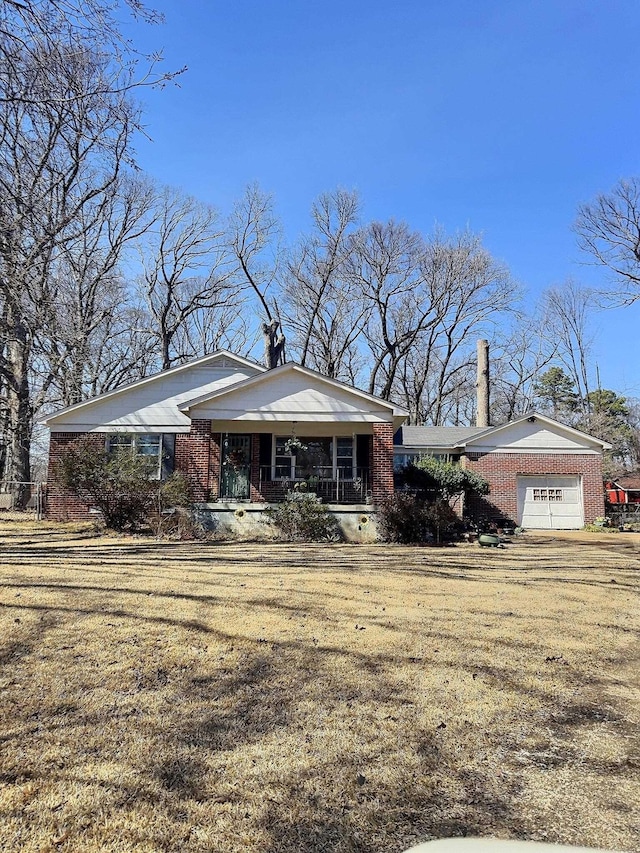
left=478, top=533, right=501, bottom=548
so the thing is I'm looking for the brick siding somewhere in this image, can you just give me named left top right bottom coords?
left=175, top=419, right=213, bottom=501
left=46, top=432, right=105, bottom=520
left=372, top=423, right=395, bottom=504
left=465, top=451, right=605, bottom=524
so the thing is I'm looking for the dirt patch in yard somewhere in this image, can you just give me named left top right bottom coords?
left=0, top=523, right=638, bottom=853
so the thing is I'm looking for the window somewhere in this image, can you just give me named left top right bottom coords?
left=533, top=488, right=564, bottom=502
left=336, top=437, right=353, bottom=479
left=107, top=433, right=164, bottom=479
left=273, top=436, right=354, bottom=480
left=275, top=436, right=293, bottom=479
left=394, top=451, right=459, bottom=471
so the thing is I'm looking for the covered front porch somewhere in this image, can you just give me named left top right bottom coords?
left=215, top=428, right=372, bottom=505
left=176, top=362, right=406, bottom=509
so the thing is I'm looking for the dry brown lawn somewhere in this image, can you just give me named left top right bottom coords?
left=0, top=522, right=638, bottom=853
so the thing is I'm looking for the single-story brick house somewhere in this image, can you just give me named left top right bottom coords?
left=42, top=351, right=407, bottom=539
left=42, top=351, right=609, bottom=535
left=395, top=416, right=610, bottom=530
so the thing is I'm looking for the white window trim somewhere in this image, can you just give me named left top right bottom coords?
left=106, top=433, right=164, bottom=480
left=272, top=434, right=356, bottom=481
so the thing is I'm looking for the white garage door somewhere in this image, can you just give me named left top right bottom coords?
left=517, top=475, right=584, bottom=530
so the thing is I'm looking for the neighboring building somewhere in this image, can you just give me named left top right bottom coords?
left=395, top=415, right=610, bottom=530
left=41, top=352, right=610, bottom=534
left=605, top=475, right=640, bottom=508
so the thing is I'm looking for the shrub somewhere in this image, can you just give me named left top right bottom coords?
left=383, top=459, right=489, bottom=544
left=264, top=493, right=342, bottom=542
left=583, top=523, right=619, bottom=533
left=424, top=499, right=461, bottom=544
left=376, top=492, right=432, bottom=544
left=149, top=505, right=209, bottom=540
left=58, top=438, right=192, bottom=531
left=409, top=456, right=489, bottom=502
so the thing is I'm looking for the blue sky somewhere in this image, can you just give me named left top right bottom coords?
left=124, top=0, right=640, bottom=395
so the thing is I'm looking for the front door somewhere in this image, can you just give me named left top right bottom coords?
left=220, top=434, right=251, bottom=500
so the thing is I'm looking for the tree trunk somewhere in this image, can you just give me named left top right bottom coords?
left=5, top=318, right=32, bottom=506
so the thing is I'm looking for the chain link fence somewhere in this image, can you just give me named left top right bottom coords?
left=0, top=482, right=46, bottom=521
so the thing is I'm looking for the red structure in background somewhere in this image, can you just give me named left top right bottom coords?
left=605, top=475, right=640, bottom=505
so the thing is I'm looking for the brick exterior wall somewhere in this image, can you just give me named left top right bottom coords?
left=464, top=451, right=605, bottom=525
left=46, top=432, right=105, bottom=520
left=372, top=422, right=395, bottom=504
left=175, top=419, right=213, bottom=501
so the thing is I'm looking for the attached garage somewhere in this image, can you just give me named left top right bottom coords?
left=396, top=413, right=610, bottom=530
left=517, top=475, right=584, bottom=530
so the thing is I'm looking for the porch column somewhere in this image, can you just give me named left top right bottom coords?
left=176, top=419, right=213, bottom=501
left=372, top=422, right=394, bottom=505
left=210, top=433, right=222, bottom=501
left=249, top=433, right=264, bottom=502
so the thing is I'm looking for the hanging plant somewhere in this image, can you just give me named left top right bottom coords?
left=284, top=436, right=307, bottom=455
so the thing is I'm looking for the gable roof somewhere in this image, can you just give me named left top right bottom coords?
left=464, top=412, right=612, bottom=451
left=609, top=475, right=640, bottom=490
left=179, top=361, right=409, bottom=421
left=395, top=412, right=612, bottom=452
left=40, top=351, right=265, bottom=427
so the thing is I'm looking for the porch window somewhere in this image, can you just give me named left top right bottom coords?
left=273, top=436, right=354, bottom=480
left=107, top=433, right=163, bottom=479
left=275, top=437, right=293, bottom=479
left=336, top=437, right=353, bottom=479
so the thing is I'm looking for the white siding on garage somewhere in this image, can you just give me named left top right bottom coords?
left=469, top=421, right=603, bottom=454
left=517, top=475, right=584, bottom=529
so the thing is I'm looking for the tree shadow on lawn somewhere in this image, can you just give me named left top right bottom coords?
left=0, top=586, right=638, bottom=852
left=258, top=764, right=524, bottom=853
left=174, top=639, right=639, bottom=853
left=153, top=641, right=529, bottom=853
left=2, top=538, right=639, bottom=600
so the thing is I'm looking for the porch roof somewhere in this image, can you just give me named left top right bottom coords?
left=180, top=363, right=408, bottom=429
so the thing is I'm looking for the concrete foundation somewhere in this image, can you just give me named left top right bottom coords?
left=193, top=502, right=378, bottom=543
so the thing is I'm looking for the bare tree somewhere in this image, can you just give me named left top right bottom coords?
left=0, top=0, right=183, bottom=110
left=226, top=184, right=285, bottom=368
left=282, top=189, right=367, bottom=381
left=542, top=279, right=594, bottom=419
left=0, top=31, right=138, bottom=491
left=490, top=311, right=557, bottom=423
left=89, top=304, right=157, bottom=394
left=172, top=302, right=256, bottom=362
left=356, top=226, right=516, bottom=419
left=137, top=186, right=238, bottom=370
left=35, top=174, right=154, bottom=406
left=576, top=177, right=640, bottom=305
left=346, top=220, right=434, bottom=400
